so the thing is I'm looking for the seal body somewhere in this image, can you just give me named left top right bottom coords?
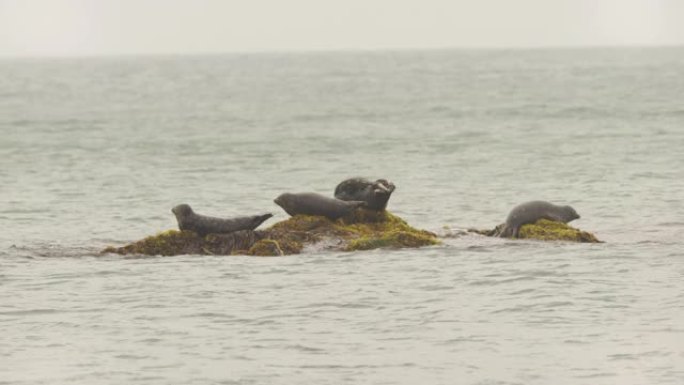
left=274, top=192, right=365, bottom=220
left=171, top=204, right=273, bottom=237
left=498, top=201, right=580, bottom=238
left=334, top=178, right=396, bottom=211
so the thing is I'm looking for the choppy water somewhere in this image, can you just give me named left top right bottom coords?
left=1, top=48, right=683, bottom=384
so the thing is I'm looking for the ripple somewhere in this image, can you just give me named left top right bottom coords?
left=469, top=275, right=536, bottom=286
left=2, top=49, right=683, bottom=385
left=0, top=308, right=59, bottom=316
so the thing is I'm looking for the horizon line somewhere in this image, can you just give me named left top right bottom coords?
left=1, top=43, right=683, bottom=60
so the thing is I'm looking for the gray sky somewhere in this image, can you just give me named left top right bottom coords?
left=1, top=0, right=683, bottom=56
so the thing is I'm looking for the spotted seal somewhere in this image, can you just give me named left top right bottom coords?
left=171, top=204, right=273, bottom=237
left=274, top=192, right=365, bottom=220
left=334, top=178, right=396, bottom=211
left=497, top=200, right=580, bottom=238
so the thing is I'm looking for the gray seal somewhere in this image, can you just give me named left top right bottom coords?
left=334, top=178, right=396, bottom=211
left=171, top=204, right=273, bottom=237
left=497, top=200, right=580, bottom=238
left=274, top=192, right=366, bottom=220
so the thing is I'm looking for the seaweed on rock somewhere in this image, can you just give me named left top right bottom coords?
left=101, top=230, right=262, bottom=256
left=247, top=239, right=285, bottom=257
left=469, top=219, right=601, bottom=243
left=102, top=209, right=439, bottom=257
left=255, top=209, right=439, bottom=255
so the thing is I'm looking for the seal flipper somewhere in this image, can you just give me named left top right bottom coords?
left=347, top=201, right=367, bottom=211
left=250, top=213, right=273, bottom=229
left=338, top=200, right=366, bottom=218
left=496, top=224, right=514, bottom=238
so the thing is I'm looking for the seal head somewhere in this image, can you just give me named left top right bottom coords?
left=334, top=178, right=396, bottom=211
left=172, top=203, right=273, bottom=237
left=274, top=192, right=365, bottom=220
left=172, top=203, right=194, bottom=219
left=497, top=200, right=580, bottom=238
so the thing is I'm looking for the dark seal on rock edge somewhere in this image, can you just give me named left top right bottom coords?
left=274, top=192, right=366, bottom=220
left=496, top=200, right=580, bottom=238
left=171, top=204, right=273, bottom=237
left=334, top=178, right=396, bottom=211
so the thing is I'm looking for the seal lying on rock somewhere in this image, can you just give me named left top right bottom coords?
left=104, top=208, right=439, bottom=256
left=171, top=204, right=273, bottom=237
left=497, top=200, right=580, bottom=238
left=334, top=178, right=396, bottom=211
left=274, top=192, right=366, bottom=220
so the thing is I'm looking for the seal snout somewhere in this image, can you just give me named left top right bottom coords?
left=372, top=180, right=395, bottom=195
left=373, top=184, right=390, bottom=194
left=565, top=205, right=580, bottom=221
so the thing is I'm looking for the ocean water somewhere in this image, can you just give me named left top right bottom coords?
left=1, top=48, right=683, bottom=384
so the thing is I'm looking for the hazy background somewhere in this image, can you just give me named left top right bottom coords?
left=1, top=0, right=683, bottom=57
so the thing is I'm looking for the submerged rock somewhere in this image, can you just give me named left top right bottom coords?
left=469, top=219, right=601, bottom=243
left=102, top=209, right=439, bottom=257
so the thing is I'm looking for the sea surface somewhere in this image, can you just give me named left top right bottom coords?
left=1, top=48, right=683, bottom=384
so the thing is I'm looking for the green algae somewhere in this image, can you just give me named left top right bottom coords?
left=345, top=230, right=439, bottom=251
left=254, top=209, right=438, bottom=254
left=101, top=230, right=203, bottom=256
left=247, top=239, right=285, bottom=257
left=470, top=219, right=601, bottom=243
left=102, top=209, right=439, bottom=257
left=102, top=229, right=262, bottom=256
left=336, top=210, right=439, bottom=251
left=517, top=219, right=601, bottom=242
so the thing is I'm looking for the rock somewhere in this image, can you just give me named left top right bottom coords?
left=101, top=229, right=262, bottom=256
left=469, top=219, right=601, bottom=243
left=102, top=209, right=439, bottom=257
left=247, top=239, right=285, bottom=256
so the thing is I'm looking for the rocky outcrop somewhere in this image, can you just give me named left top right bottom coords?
left=469, top=219, right=601, bottom=243
left=102, top=209, right=439, bottom=257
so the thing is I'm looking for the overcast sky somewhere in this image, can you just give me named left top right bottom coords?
left=1, top=0, right=683, bottom=56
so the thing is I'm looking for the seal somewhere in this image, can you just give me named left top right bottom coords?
left=334, top=178, right=396, bottom=211
left=274, top=192, right=366, bottom=220
left=171, top=204, right=273, bottom=237
left=497, top=200, right=580, bottom=238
